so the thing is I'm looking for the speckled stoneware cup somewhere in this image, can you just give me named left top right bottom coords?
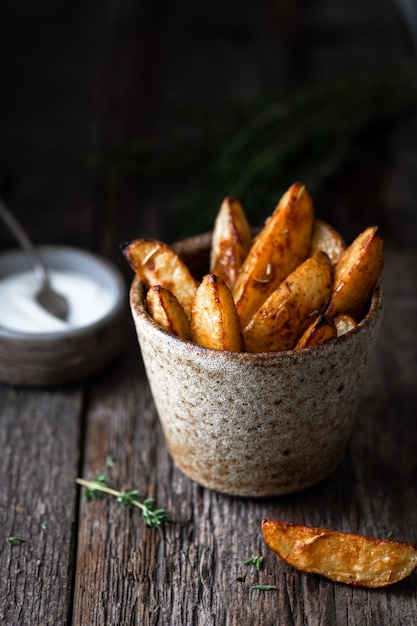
left=129, top=232, right=384, bottom=497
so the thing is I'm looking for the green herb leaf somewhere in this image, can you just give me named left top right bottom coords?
left=6, top=536, right=26, bottom=546
left=82, top=473, right=108, bottom=501
left=243, top=556, right=264, bottom=571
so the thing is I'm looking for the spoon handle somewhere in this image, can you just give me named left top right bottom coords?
left=0, top=199, right=48, bottom=287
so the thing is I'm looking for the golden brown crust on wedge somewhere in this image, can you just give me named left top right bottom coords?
left=295, top=314, right=336, bottom=349
left=210, top=197, right=252, bottom=289
left=309, top=219, right=346, bottom=266
left=262, top=519, right=417, bottom=588
left=233, top=182, right=314, bottom=328
left=146, top=285, right=191, bottom=339
left=191, top=274, right=243, bottom=351
left=243, top=252, right=333, bottom=352
left=326, top=226, right=384, bottom=319
left=123, top=238, right=198, bottom=318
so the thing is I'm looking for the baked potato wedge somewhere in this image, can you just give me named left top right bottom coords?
left=334, top=313, right=357, bottom=337
left=243, top=251, right=333, bottom=352
left=295, top=314, right=336, bottom=349
left=233, top=182, right=314, bottom=328
left=210, top=196, right=252, bottom=289
left=191, top=274, right=243, bottom=351
left=146, top=285, right=191, bottom=340
left=122, top=238, right=198, bottom=318
left=262, top=519, right=417, bottom=588
left=309, top=219, right=346, bottom=266
left=326, top=226, right=384, bottom=319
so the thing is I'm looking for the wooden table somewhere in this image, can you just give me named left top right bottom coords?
left=1, top=1, right=417, bottom=624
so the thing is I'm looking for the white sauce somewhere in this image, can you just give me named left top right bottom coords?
left=0, top=269, right=116, bottom=333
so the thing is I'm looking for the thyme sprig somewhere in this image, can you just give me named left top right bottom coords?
left=76, top=474, right=171, bottom=532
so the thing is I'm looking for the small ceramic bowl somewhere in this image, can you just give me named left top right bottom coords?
left=0, top=245, right=127, bottom=386
left=129, top=232, right=384, bottom=497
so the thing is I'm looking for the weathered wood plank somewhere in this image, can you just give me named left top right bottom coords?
left=0, top=385, right=84, bottom=625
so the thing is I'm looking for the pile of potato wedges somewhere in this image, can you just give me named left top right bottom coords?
left=123, top=181, right=384, bottom=352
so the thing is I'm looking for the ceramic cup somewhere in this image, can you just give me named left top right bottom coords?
left=129, top=232, right=384, bottom=497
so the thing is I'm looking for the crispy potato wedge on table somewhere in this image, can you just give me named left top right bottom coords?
left=191, top=274, right=243, bottom=351
left=243, top=251, right=333, bottom=352
left=210, top=197, right=252, bottom=289
left=309, top=219, right=346, bottom=266
left=122, top=238, right=198, bottom=318
left=262, top=519, right=417, bottom=587
left=295, top=314, right=336, bottom=349
left=326, top=226, right=384, bottom=319
left=334, top=313, right=357, bottom=337
left=233, top=182, right=314, bottom=328
left=146, top=285, right=191, bottom=340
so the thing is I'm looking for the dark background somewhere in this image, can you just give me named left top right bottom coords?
left=0, top=0, right=416, bottom=280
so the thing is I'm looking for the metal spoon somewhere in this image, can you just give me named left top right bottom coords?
left=0, top=199, right=69, bottom=321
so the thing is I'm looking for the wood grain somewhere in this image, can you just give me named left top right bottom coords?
left=0, top=387, right=83, bottom=625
